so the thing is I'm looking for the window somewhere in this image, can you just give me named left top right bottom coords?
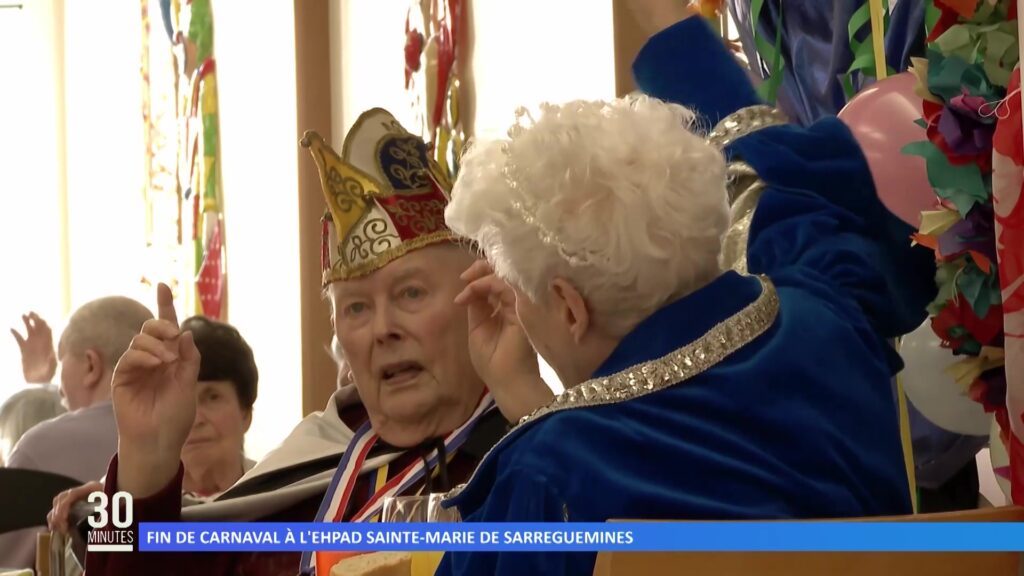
left=0, top=1, right=65, bottom=402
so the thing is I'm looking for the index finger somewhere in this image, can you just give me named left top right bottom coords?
left=459, top=259, right=494, bottom=283
left=454, top=274, right=516, bottom=307
left=156, top=283, right=179, bottom=326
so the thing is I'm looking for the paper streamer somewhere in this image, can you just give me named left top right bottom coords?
left=870, top=0, right=888, bottom=79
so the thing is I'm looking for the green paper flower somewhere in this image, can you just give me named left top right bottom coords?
left=933, top=22, right=1019, bottom=87
left=956, top=260, right=1000, bottom=318
left=927, top=261, right=962, bottom=316
left=927, top=49, right=1000, bottom=101
left=902, top=140, right=989, bottom=217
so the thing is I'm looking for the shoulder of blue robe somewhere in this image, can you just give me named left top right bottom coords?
left=633, top=16, right=760, bottom=126
left=443, top=362, right=911, bottom=574
left=733, top=117, right=937, bottom=348
left=444, top=276, right=912, bottom=576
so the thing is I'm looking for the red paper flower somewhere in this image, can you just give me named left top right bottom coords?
left=936, top=0, right=977, bottom=20
left=404, top=29, right=424, bottom=87
left=932, top=296, right=1004, bottom=350
left=969, top=377, right=1002, bottom=413
left=927, top=3, right=961, bottom=43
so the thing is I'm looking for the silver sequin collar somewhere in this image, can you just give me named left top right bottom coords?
left=446, top=274, right=780, bottom=502
left=707, top=105, right=789, bottom=149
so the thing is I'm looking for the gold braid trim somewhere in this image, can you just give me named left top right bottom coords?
left=322, top=230, right=460, bottom=285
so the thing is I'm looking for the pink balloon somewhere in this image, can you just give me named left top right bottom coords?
left=838, top=72, right=936, bottom=227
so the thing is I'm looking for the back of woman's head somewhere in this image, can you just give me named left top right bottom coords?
left=446, top=96, right=729, bottom=335
left=0, top=387, right=65, bottom=463
left=181, top=316, right=258, bottom=410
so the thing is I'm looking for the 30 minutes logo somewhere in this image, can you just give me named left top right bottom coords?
left=86, top=491, right=135, bottom=552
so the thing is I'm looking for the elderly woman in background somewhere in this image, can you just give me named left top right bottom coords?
left=0, top=387, right=64, bottom=466
left=47, top=315, right=258, bottom=536
left=436, top=6, right=936, bottom=576
left=178, top=315, right=259, bottom=497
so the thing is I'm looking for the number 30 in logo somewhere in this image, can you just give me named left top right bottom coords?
left=86, top=491, right=134, bottom=529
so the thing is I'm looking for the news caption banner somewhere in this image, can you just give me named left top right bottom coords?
left=85, top=492, right=1024, bottom=553
left=132, top=522, right=1024, bottom=553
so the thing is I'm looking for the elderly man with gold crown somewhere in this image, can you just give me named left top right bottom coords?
left=83, top=108, right=552, bottom=576
left=432, top=5, right=939, bottom=576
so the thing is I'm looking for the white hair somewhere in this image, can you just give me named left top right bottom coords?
left=61, top=297, right=154, bottom=369
left=327, top=334, right=349, bottom=390
left=0, top=387, right=65, bottom=463
left=445, top=97, right=729, bottom=335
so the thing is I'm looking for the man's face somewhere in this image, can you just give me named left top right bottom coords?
left=331, top=245, right=485, bottom=446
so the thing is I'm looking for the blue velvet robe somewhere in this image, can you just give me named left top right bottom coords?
left=435, top=17, right=937, bottom=576
left=728, top=0, right=987, bottom=487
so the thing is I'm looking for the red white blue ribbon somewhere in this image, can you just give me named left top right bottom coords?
left=300, top=392, right=495, bottom=573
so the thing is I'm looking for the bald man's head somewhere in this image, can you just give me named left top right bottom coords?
left=58, top=296, right=153, bottom=410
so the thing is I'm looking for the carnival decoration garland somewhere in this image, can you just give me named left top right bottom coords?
left=904, top=0, right=1021, bottom=502
left=141, top=0, right=227, bottom=320
left=404, top=0, right=465, bottom=182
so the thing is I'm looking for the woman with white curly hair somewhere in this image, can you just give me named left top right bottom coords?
left=435, top=4, right=937, bottom=576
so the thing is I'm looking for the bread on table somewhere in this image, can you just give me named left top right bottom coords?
left=330, top=552, right=413, bottom=576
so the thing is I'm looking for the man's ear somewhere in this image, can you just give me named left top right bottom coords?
left=82, top=349, right=104, bottom=390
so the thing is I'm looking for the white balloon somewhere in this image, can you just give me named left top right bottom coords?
left=900, top=321, right=992, bottom=436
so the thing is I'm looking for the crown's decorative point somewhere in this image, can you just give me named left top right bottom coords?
left=300, top=130, right=324, bottom=149
left=303, top=109, right=457, bottom=286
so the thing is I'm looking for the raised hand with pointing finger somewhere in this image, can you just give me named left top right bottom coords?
left=111, top=283, right=201, bottom=498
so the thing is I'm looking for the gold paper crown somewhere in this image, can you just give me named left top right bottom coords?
left=301, top=108, right=457, bottom=286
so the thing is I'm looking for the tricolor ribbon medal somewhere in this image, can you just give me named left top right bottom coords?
left=300, top=393, right=495, bottom=573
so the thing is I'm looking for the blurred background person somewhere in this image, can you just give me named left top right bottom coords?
left=0, top=387, right=64, bottom=466
left=0, top=296, right=152, bottom=570
left=49, top=314, right=260, bottom=540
